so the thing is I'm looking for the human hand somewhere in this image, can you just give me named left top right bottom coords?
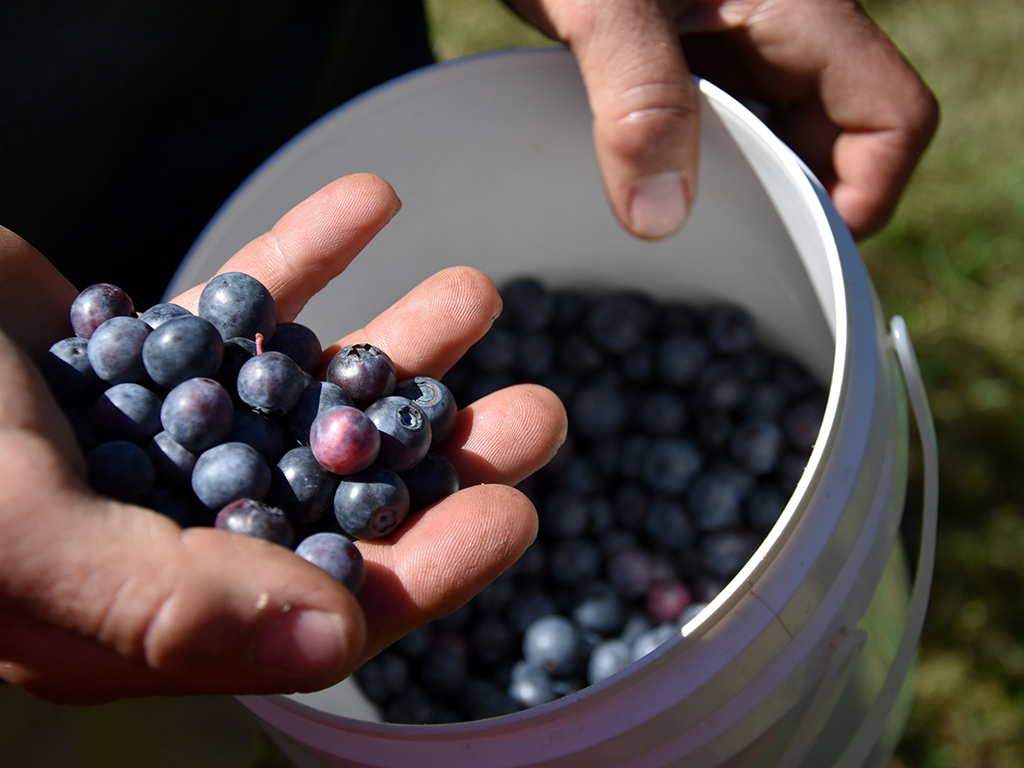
left=0, top=173, right=567, bottom=704
left=508, top=0, right=937, bottom=240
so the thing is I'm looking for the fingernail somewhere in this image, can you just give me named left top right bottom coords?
left=630, top=172, right=689, bottom=238
left=254, top=609, right=346, bottom=676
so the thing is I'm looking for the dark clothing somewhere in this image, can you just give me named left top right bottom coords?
left=0, top=1, right=434, bottom=307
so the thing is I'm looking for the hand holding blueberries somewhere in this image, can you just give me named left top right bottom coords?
left=0, top=173, right=567, bottom=704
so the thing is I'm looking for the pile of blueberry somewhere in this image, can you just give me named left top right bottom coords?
left=353, top=277, right=827, bottom=724
left=42, top=273, right=460, bottom=595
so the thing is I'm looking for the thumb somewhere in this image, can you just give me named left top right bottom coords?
left=513, top=0, right=700, bottom=238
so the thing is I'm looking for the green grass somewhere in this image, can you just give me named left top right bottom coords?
left=425, top=1, right=1024, bottom=765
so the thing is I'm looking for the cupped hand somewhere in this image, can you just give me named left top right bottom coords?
left=509, top=0, right=937, bottom=240
left=0, top=173, right=567, bottom=704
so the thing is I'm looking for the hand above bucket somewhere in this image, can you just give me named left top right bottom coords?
left=510, top=0, right=938, bottom=240
left=0, top=173, right=567, bottom=704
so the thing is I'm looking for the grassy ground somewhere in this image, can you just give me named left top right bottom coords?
left=424, top=1, right=1024, bottom=766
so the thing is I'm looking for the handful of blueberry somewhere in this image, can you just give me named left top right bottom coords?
left=354, top=277, right=827, bottom=724
left=42, top=273, right=461, bottom=596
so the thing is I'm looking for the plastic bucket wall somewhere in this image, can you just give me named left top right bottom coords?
left=168, top=49, right=938, bottom=768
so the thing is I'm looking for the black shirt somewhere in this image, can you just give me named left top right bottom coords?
left=0, top=0, right=433, bottom=307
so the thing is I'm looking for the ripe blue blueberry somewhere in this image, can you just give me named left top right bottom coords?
left=86, top=440, right=155, bottom=504
left=198, top=271, right=278, bottom=342
left=41, top=337, right=104, bottom=408
left=394, top=376, right=458, bottom=445
left=522, top=614, right=580, bottom=678
left=587, top=638, right=631, bottom=685
left=87, top=315, right=152, bottom=384
left=160, top=377, right=234, bottom=453
left=138, top=302, right=192, bottom=329
left=191, top=441, right=271, bottom=510
left=236, top=349, right=305, bottom=416
left=268, top=446, right=341, bottom=525
left=142, top=314, right=225, bottom=390
left=364, top=396, right=432, bottom=472
left=325, top=343, right=396, bottom=408
left=333, top=464, right=410, bottom=540
left=93, top=382, right=163, bottom=445
left=287, top=379, right=355, bottom=445
left=265, top=321, right=323, bottom=375
left=214, top=498, right=294, bottom=547
left=295, top=531, right=365, bottom=594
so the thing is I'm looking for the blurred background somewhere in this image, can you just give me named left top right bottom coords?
left=2, top=1, right=1021, bottom=766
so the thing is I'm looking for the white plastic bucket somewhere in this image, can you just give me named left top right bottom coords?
left=168, top=48, right=939, bottom=768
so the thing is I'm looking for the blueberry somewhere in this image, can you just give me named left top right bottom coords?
left=571, top=582, right=625, bottom=637
left=416, top=635, right=470, bottom=701
left=325, top=343, right=396, bottom=408
left=159, top=377, right=234, bottom=453
left=214, top=498, right=294, bottom=547
left=707, top=303, right=756, bottom=355
left=607, top=545, right=655, bottom=599
left=268, top=446, right=341, bottom=525
left=730, top=418, right=785, bottom=474
left=547, top=538, right=601, bottom=588
left=197, top=272, right=277, bottom=343
left=138, top=302, right=192, bottom=329
left=587, top=639, right=632, bottom=685
left=287, top=379, right=355, bottom=445
left=236, top=350, right=305, bottom=416
left=500, top=277, right=555, bottom=333
left=265, top=321, right=322, bottom=375
left=470, top=617, right=517, bottom=667
left=354, top=651, right=409, bottom=705
left=146, top=431, right=198, bottom=488
left=687, top=467, right=747, bottom=532
left=86, top=440, right=155, bottom=504
left=393, top=376, right=458, bottom=445
left=784, top=396, right=826, bottom=452
left=399, top=452, right=459, bottom=512
left=309, top=405, right=379, bottom=476
left=142, top=315, right=225, bottom=390
left=508, top=660, right=557, bottom=708
left=469, top=327, right=518, bottom=373
left=586, top=292, right=655, bottom=354
left=637, top=389, right=688, bottom=435
left=569, top=379, right=627, bottom=439
left=516, top=332, right=555, bottom=378
left=364, top=396, right=432, bottom=472
left=333, top=464, right=410, bottom=540
left=216, top=336, right=256, bottom=402
left=462, top=678, right=521, bottom=720
left=696, top=359, right=749, bottom=412
left=522, top=614, right=580, bottom=678
left=41, top=337, right=104, bottom=408
left=657, top=332, right=710, bottom=387
left=630, top=623, right=678, bottom=662
left=87, top=316, right=151, bottom=384
left=557, top=333, right=604, bottom=375
left=645, top=579, right=693, bottom=624
left=642, top=437, right=701, bottom=495
left=505, top=591, right=557, bottom=636
left=745, top=484, right=787, bottom=532
left=70, top=283, right=134, bottom=339
left=94, top=382, right=163, bottom=444
left=644, top=497, right=696, bottom=550
left=702, top=530, right=760, bottom=579
left=539, top=489, right=592, bottom=539
left=295, top=531, right=364, bottom=593
left=227, top=407, right=287, bottom=464
left=191, top=441, right=271, bottom=510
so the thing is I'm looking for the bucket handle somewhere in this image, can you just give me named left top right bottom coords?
left=779, top=316, right=939, bottom=768
left=833, top=316, right=940, bottom=768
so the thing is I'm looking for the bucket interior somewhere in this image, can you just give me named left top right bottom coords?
left=169, top=48, right=850, bottom=727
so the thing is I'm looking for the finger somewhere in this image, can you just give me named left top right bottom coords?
left=356, top=483, right=539, bottom=656
left=511, top=0, right=700, bottom=239
left=0, top=227, right=79, bottom=358
left=329, top=265, right=505, bottom=380
left=172, top=173, right=402, bottom=320
left=438, top=383, right=568, bottom=488
left=676, top=0, right=937, bottom=239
